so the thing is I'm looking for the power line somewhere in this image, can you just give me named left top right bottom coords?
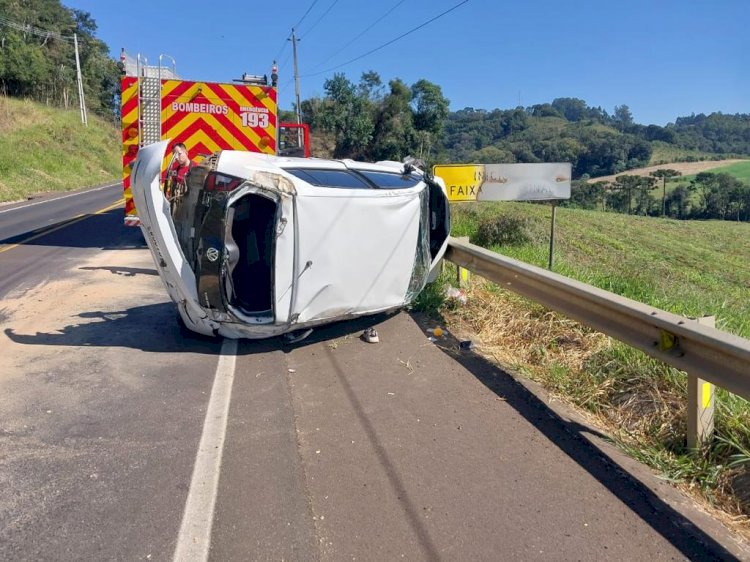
left=0, top=15, right=74, bottom=43
left=272, top=0, right=320, bottom=75
left=294, top=0, right=321, bottom=30
left=299, top=0, right=340, bottom=39
left=279, top=50, right=293, bottom=71
left=309, top=0, right=407, bottom=71
left=272, top=32, right=291, bottom=61
left=300, top=0, right=469, bottom=78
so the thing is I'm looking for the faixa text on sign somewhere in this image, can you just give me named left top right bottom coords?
left=433, top=163, right=572, bottom=202
left=431, top=164, right=484, bottom=201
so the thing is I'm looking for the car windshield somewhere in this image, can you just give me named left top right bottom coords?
left=286, top=168, right=423, bottom=190
left=286, top=168, right=371, bottom=189
left=357, top=170, right=422, bottom=189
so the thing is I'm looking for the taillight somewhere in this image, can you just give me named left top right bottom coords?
left=204, top=172, right=242, bottom=192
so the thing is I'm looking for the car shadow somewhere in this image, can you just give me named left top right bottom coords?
left=78, top=266, right=158, bottom=277
left=407, top=311, right=740, bottom=561
left=3, top=301, right=396, bottom=357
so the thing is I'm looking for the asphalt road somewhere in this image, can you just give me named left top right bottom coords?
left=0, top=185, right=748, bottom=561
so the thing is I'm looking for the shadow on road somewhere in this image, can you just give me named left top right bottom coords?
left=3, top=300, right=395, bottom=357
left=409, top=312, right=740, bottom=561
left=79, top=266, right=158, bottom=277
left=0, top=209, right=146, bottom=250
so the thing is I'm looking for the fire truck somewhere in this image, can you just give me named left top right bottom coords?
left=119, top=51, right=309, bottom=226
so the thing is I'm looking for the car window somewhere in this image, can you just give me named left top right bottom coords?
left=357, top=170, right=423, bottom=189
left=286, top=168, right=371, bottom=189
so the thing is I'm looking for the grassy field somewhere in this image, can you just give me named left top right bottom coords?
left=667, top=159, right=750, bottom=185
left=0, top=96, right=121, bottom=203
left=428, top=202, right=750, bottom=525
left=450, top=202, right=750, bottom=337
left=649, top=140, right=729, bottom=166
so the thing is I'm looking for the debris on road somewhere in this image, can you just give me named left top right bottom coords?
left=362, top=327, right=379, bottom=343
left=445, top=285, right=467, bottom=305
left=459, top=340, right=475, bottom=351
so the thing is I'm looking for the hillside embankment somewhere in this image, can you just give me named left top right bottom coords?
left=0, top=97, right=121, bottom=204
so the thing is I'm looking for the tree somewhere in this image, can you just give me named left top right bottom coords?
left=551, top=97, right=588, bottom=122
left=320, top=73, right=374, bottom=158
left=529, top=103, right=562, bottom=118
left=568, top=180, right=607, bottom=210
left=357, top=70, right=384, bottom=101
left=613, top=104, right=634, bottom=130
left=469, top=145, right=515, bottom=164
left=664, top=184, right=692, bottom=218
left=369, top=79, right=415, bottom=161
left=613, top=174, right=656, bottom=214
left=691, top=172, right=744, bottom=220
left=410, top=79, right=449, bottom=158
left=650, top=169, right=682, bottom=217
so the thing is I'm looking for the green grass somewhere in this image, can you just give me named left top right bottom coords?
left=0, top=96, right=121, bottom=203
left=452, top=201, right=750, bottom=337
left=448, top=202, right=750, bottom=516
left=649, top=141, right=729, bottom=166
left=667, top=160, right=750, bottom=185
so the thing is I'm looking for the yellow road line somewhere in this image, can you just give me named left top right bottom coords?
left=0, top=199, right=124, bottom=255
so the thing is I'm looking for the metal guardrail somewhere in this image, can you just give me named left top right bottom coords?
left=445, top=237, right=750, bottom=402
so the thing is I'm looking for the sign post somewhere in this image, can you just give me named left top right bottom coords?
left=549, top=203, right=557, bottom=270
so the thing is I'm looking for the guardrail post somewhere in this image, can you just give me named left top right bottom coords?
left=455, top=237, right=470, bottom=288
left=548, top=203, right=557, bottom=270
left=687, top=316, right=716, bottom=450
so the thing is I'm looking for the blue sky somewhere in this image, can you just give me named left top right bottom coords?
left=64, top=0, right=748, bottom=125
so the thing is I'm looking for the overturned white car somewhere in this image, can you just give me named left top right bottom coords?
left=131, top=141, right=450, bottom=340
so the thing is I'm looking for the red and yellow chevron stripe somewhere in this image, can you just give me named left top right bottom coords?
left=161, top=80, right=277, bottom=158
left=121, top=76, right=139, bottom=223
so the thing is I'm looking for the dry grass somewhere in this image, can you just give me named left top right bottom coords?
left=0, top=97, right=42, bottom=134
left=445, top=280, right=609, bottom=374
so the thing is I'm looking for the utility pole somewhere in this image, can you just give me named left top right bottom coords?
left=289, top=29, right=302, bottom=145
left=290, top=29, right=302, bottom=126
left=73, top=33, right=87, bottom=126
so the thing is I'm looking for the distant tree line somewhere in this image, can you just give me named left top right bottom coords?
left=299, top=71, right=449, bottom=162
left=565, top=171, right=750, bottom=222
left=0, top=0, right=119, bottom=116
left=438, top=97, right=750, bottom=179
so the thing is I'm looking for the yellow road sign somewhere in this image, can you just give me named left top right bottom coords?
left=433, top=164, right=485, bottom=201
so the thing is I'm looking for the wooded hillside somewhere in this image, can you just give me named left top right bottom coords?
left=0, top=0, right=119, bottom=117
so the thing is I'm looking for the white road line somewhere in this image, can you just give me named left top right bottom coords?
left=0, top=183, right=120, bottom=215
left=173, top=338, right=238, bottom=562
